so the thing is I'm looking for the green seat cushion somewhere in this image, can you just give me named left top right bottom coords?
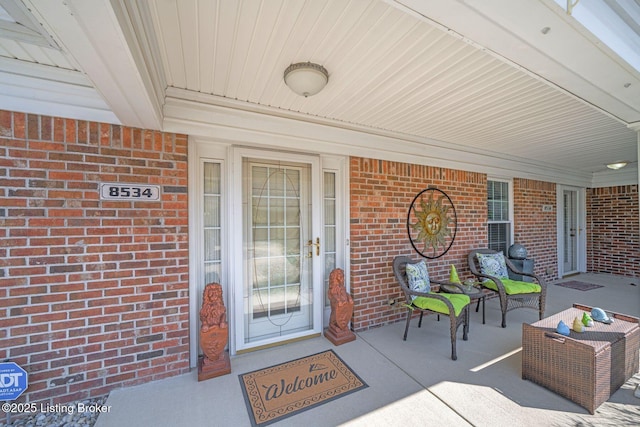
left=413, top=293, right=470, bottom=316
left=484, top=278, right=541, bottom=295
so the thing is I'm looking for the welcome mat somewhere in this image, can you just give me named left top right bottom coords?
left=239, top=350, right=367, bottom=426
left=555, top=281, right=604, bottom=291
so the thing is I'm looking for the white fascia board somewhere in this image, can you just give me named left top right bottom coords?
left=25, top=0, right=162, bottom=130
left=0, top=94, right=119, bottom=125
left=591, top=168, right=639, bottom=188
left=389, top=0, right=640, bottom=124
left=0, top=0, right=59, bottom=47
left=0, top=58, right=118, bottom=123
left=0, top=20, right=53, bottom=47
left=0, top=56, right=80, bottom=83
left=163, top=88, right=593, bottom=187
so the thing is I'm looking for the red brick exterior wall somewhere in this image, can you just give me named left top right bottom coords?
left=587, top=185, right=639, bottom=277
left=2, top=109, right=636, bottom=405
left=513, top=178, right=557, bottom=283
left=349, top=158, right=487, bottom=331
left=0, top=111, right=190, bottom=406
left=349, top=160, right=567, bottom=331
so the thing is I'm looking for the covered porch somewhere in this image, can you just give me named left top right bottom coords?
left=95, top=273, right=639, bottom=426
left=1, top=1, right=639, bottom=422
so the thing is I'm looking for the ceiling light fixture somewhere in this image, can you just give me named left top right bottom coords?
left=284, top=62, right=329, bottom=97
left=606, top=162, right=628, bottom=170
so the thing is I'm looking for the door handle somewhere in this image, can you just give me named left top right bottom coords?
left=305, top=239, right=313, bottom=258
left=306, top=238, right=320, bottom=257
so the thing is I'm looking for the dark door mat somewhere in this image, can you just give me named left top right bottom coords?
left=554, top=281, right=604, bottom=291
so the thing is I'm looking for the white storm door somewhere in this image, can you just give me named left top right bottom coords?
left=557, top=186, right=586, bottom=277
left=233, top=150, right=323, bottom=351
left=563, top=189, right=578, bottom=273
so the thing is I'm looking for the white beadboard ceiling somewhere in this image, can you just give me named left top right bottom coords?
left=1, top=0, right=639, bottom=182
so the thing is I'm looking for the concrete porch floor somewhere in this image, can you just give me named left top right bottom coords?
left=95, top=273, right=640, bottom=427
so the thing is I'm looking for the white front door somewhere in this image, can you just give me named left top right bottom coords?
left=557, top=186, right=586, bottom=277
left=233, top=149, right=323, bottom=352
left=563, top=189, right=578, bottom=274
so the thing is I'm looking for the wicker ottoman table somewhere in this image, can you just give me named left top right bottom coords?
left=522, top=303, right=640, bottom=414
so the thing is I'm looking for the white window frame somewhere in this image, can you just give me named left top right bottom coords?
left=487, top=178, right=514, bottom=254
left=188, top=138, right=228, bottom=368
left=320, top=155, right=349, bottom=326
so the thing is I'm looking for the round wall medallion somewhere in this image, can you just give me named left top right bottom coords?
left=407, top=187, right=457, bottom=259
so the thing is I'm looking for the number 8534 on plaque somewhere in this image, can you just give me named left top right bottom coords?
left=100, top=183, right=160, bottom=200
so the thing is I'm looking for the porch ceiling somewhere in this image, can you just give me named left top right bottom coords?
left=1, top=0, right=639, bottom=182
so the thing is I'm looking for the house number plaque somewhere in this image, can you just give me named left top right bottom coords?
left=100, top=183, right=161, bottom=201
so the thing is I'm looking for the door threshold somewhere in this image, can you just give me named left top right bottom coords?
left=236, top=332, right=322, bottom=355
left=562, top=272, right=581, bottom=278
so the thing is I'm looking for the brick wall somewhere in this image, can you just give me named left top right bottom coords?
left=587, top=185, right=639, bottom=277
left=0, top=111, right=190, bottom=406
left=349, top=159, right=567, bottom=331
left=3, top=108, right=636, bottom=404
left=349, top=158, right=487, bottom=331
left=513, top=178, right=557, bottom=282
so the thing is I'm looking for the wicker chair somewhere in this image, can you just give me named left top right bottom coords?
left=392, top=256, right=469, bottom=360
left=467, top=248, right=547, bottom=328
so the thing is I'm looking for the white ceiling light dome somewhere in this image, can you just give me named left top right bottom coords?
left=605, top=162, right=628, bottom=170
left=284, top=62, right=329, bottom=97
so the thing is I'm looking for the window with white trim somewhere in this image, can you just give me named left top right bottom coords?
left=203, top=162, right=222, bottom=286
left=487, top=180, right=511, bottom=254
left=323, top=171, right=337, bottom=307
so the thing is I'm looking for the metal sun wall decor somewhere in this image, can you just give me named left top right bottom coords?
left=407, top=187, right=457, bottom=259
